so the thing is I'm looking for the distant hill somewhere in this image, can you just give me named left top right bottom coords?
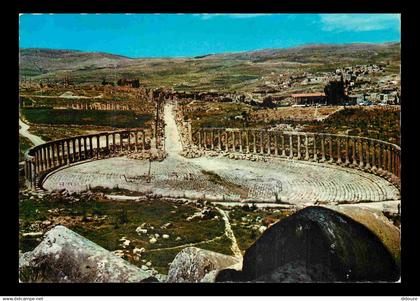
left=205, top=42, right=401, bottom=62
left=19, top=43, right=400, bottom=91
left=19, top=48, right=134, bottom=77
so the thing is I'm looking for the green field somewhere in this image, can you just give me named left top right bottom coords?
left=21, top=108, right=152, bottom=128
left=19, top=193, right=227, bottom=274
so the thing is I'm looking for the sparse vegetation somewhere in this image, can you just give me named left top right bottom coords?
left=21, top=108, right=152, bottom=129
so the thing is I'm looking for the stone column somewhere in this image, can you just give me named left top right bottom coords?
left=365, top=140, right=371, bottom=170
left=274, top=133, right=278, bottom=156
left=218, top=130, right=222, bottom=151
left=390, top=146, right=395, bottom=175
left=377, top=144, right=383, bottom=173
left=231, top=131, right=236, bottom=152
left=89, top=137, right=93, bottom=158
left=24, top=160, right=29, bottom=188
left=84, top=137, right=88, bottom=159
left=134, top=132, right=138, bottom=152
left=54, top=143, right=59, bottom=166
left=211, top=130, right=215, bottom=150
left=96, top=136, right=100, bottom=158
left=72, top=139, right=76, bottom=162
left=61, top=141, right=66, bottom=164
left=260, top=131, right=264, bottom=154
left=345, top=138, right=350, bottom=165
left=55, top=143, right=61, bottom=165
left=203, top=131, right=208, bottom=150
left=281, top=134, right=286, bottom=157
left=387, top=145, right=391, bottom=173
left=313, top=134, right=318, bottom=161
left=24, top=160, right=28, bottom=184
left=267, top=131, right=271, bottom=155
left=39, top=147, right=44, bottom=171
left=371, top=142, right=377, bottom=172
left=188, top=123, right=192, bottom=144
left=225, top=132, right=229, bottom=152
left=120, top=133, right=124, bottom=151
left=320, top=134, right=326, bottom=162
left=253, top=131, right=257, bottom=153
left=289, top=134, right=293, bottom=159
left=47, top=145, right=52, bottom=169
left=198, top=131, right=202, bottom=150
left=37, top=148, right=42, bottom=171
left=30, top=161, right=36, bottom=188
left=245, top=130, right=250, bottom=153
left=297, top=134, right=301, bottom=159
left=52, top=144, right=56, bottom=166
left=78, top=138, right=83, bottom=160
left=305, top=134, right=309, bottom=160
left=352, top=139, right=357, bottom=166
left=358, top=139, right=364, bottom=169
left=328, top=135, right=333, bottom=163
left=336, top=137, right=342, bottom=164
left=382, top=145, right=388, bottom=174
left=239, top=131, right=243, bottom=152
left=66, top=140, right=71, bottom=165
left=127, top=133, right=131, bottom=151
left=33, top=154, right=38, bottom=179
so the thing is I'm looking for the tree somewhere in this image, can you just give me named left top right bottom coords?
left=261, top=96, right=275, bottom=108
left=241, top=111, right=249, bottom=127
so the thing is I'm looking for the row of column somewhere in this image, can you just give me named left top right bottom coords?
left=69, top=103, right=129, bottom=111
left=194, top=129, right=401, bottom=180
left=24, top=130, right=147, bottom=189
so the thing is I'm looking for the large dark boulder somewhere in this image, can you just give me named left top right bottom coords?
left=216, top=206, right=399, bottom=282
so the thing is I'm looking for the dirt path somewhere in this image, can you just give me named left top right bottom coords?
left=163, top=103, right=184, bottom=159
left=19, top=118, right=45, bottom=146
left=146, top=235, right=224, bottom=253
left=216, top=207, right=243, bottom=258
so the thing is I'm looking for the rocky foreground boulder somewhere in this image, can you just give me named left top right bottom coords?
left=167, top=247, right=241, bottom=283
left=19, top=226, right=157, bottom=283
left=216, top=206, right=400, bottom=282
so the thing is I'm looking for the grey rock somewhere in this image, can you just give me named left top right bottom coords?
left=19, top=225, right=155, bottom=283
left=167, top=247, right=240, bottom=283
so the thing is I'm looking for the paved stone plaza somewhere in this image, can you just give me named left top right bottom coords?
left=42, top=104, right=400, bottom=205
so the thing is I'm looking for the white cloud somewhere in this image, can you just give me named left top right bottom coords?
left=320, top=14, right=400, bottom=32
left=193, top=13, right=272, bottom=20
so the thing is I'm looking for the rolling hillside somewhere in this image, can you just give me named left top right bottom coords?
left=19, top=42, right=400, bottom=92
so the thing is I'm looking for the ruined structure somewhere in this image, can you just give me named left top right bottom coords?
left=23, top=128, right=151, bottom=189
left=192, top=127, right=401, bottom=187
left=291, top=92, right=326, bottom=105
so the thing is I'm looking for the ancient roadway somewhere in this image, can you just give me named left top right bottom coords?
left=43, top=103, right=400, bottom=206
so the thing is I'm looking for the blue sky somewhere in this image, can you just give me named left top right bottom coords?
left=19, top=14, right=401, bottom=58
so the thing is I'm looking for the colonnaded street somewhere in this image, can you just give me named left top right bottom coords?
left=42, top=104, right=400, bottom=206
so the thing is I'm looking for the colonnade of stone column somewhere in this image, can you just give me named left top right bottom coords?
left=24, top=129, right=148, bottom=189
left=193, top=128, right=401, bottom=185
